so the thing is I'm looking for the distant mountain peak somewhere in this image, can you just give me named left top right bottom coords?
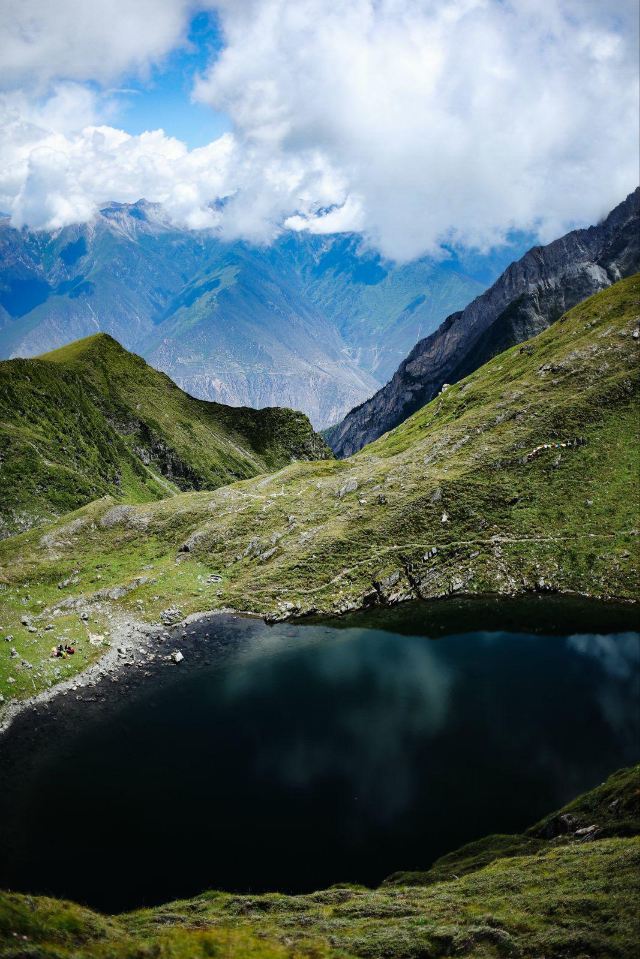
left=0, top=216, right=511, bottom=427
left=95, top=198, right=174, bottom=236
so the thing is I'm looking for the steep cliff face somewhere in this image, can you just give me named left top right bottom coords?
left=326, top=188, right=640, bottom=456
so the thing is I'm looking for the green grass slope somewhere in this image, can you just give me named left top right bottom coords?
left=0, top=277, right=638, bottom=706
left=0, top=333, right=331, bottom=536
left=1, top=766, right=638, bottom=958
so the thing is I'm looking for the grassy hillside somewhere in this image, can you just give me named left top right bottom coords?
left=0, top=333, right=331, bottom=537
left=0, top=276, right=638, bottom=706
left=1, top=765, right=638, bottom=958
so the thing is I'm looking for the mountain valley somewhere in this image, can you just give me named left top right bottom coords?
left=0, top=205, right=514, bottom=428
left=1, top=275, right=637, bottom=709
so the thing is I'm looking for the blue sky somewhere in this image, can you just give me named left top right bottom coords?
left=115, top=12, right=231, bottom=149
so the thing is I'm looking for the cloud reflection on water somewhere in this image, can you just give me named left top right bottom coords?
left=567, top=632, right=640, bottom=748
left=221, top=630, right=454, bottom=822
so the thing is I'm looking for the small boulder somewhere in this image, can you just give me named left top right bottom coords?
left=576, top=824, right=598, bottom=838
left=337, top=478, right=358, bottom=498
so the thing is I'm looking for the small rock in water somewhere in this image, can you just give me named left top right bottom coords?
left=170, top=651, right=184, bottom=664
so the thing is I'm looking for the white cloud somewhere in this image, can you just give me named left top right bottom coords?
left=0, top=93, right=236, bottom=230
left=0, top=1, right=638, bottom=259
left=198, top=0, right=639, bottom=259
left=0, top=87, right=346, bottom=236
left=285, top=195, right=365, bottom=236
left=0, top=0, right=195, bottom=89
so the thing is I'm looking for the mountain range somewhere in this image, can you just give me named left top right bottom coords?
left=0, top=257, right=638, bottom=959
left=326, top=188, right=640, bottom=455
left=0, top=205, right=524, bottom=428
left=2, top=275, right=637, bottom=674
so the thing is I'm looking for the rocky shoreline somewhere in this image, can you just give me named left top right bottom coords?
left=1, top=586, right=637, bottom=739
left=0, top=603, right=264, bottom=739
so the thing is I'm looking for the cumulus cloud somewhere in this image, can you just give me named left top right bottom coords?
left=0, top=0, right=638, bottom=260
left=6, top=135, right=235, bottom=233
left=0, top=88, right=345, bottom=236
left=0, top=0, right=195, bottom=89
left=199, top=0, right=639, bottom=258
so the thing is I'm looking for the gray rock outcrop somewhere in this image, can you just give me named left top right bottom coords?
left=326, top=188, right=640, bottom=457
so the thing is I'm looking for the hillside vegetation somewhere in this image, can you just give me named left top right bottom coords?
left=1, top=765, right=638, bottom=958
left=0, top=277, right=638, bottom=706
left=0, top=333, right=330, bottom=537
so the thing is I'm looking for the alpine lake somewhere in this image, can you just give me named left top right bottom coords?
left=0, top=595, right=638, bottom=913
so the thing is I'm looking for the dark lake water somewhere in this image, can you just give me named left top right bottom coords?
left=0, top=596, right=638, bottom=913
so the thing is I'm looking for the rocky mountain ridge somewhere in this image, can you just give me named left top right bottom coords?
left=326, top=187, right=640, bottom=455
left=0, top=203, right=514, bottom=427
